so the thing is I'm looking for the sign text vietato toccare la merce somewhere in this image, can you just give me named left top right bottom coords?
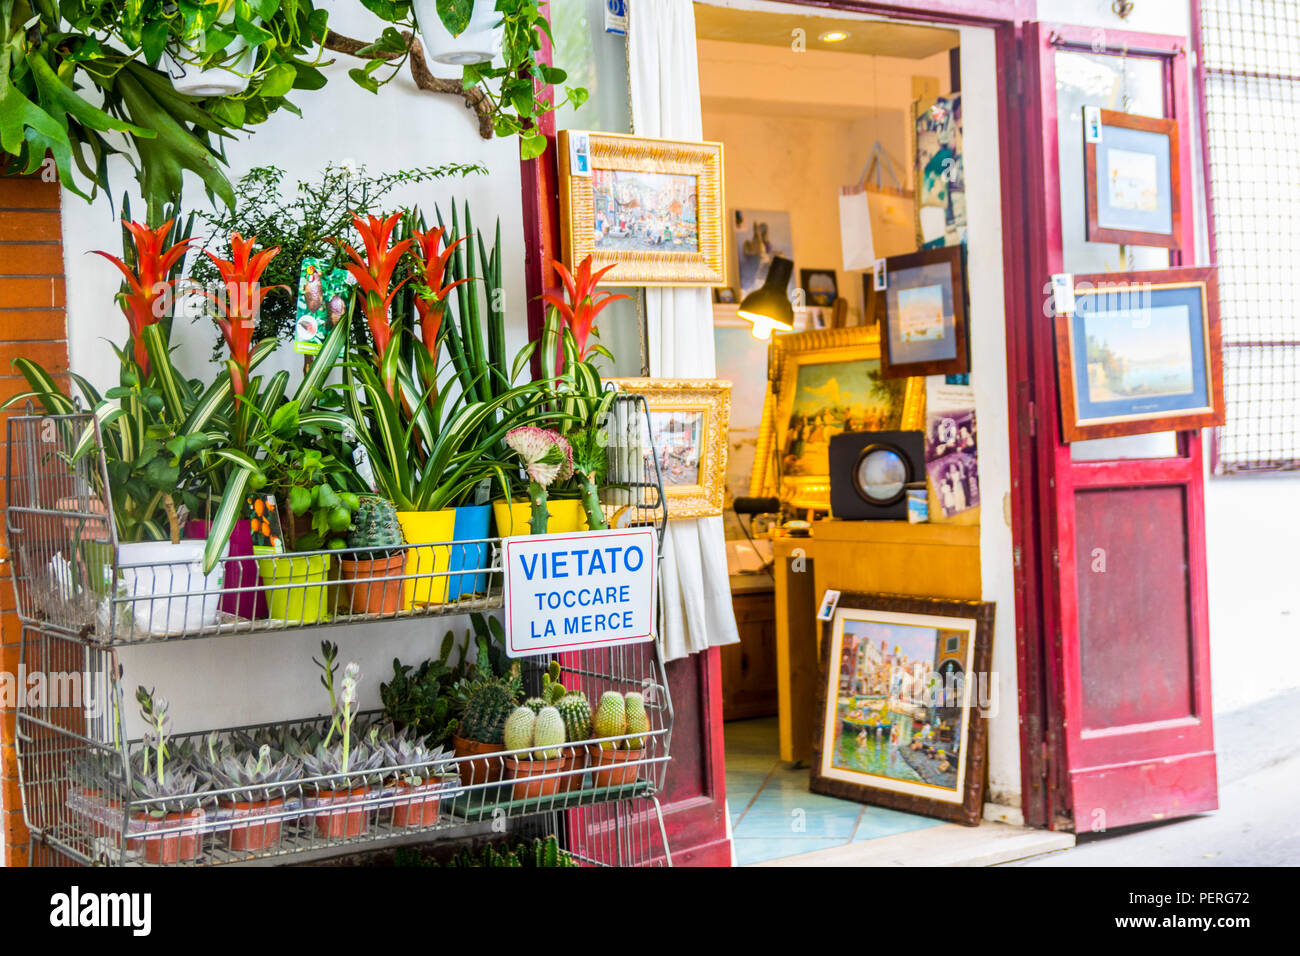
left=503, top=528, right=657, bottom=657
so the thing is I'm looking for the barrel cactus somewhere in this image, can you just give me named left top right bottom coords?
left=533, top=706, right=566, bottom=760
left=592, top=691, right=627, bottom=750
left=503, top=707, right=536, bottom=753
left=556, top=693, right=592, bottom=744
left=458, top=676, right=519, bottom=745
left=625, top=692, right=649, bottom=750
left=346, top=495, right=404, bottom=556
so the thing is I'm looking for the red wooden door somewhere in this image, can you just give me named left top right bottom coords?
left=1023, top=24, right=1218, bottom=831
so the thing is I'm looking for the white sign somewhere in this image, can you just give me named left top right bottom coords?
left=503, top=527, right=657, bottom=657
left=1051, top=272, right=1076, bottom=316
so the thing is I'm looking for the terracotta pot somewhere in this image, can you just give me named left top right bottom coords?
left=71, top=786, right=123, bottom=844
left=561, top=745, right=588, bottom=792
left=310, top=786, right=372, bottom=838
left=504, top=756, right=565, bottom=801
left=219, top=796, right=285, bottom=852
left=389, top=779, right=448, bottom=828
left=452, top=734, right=505, bottom=787
left=128, top=808, right=204, bottom=864
left=339, top=552, right=407, bottom=615
left=592, top=747, right=644, bottom=788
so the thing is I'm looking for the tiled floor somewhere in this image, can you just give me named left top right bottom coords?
left=726, top=716, right=945, bottom=866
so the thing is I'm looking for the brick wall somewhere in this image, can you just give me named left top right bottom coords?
left=0, top=173, right=68, bottom=868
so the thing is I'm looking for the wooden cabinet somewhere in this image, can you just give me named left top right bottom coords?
left=720, top=579, right=779, bottom=721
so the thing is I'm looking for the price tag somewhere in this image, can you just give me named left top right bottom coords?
left=1051, top=273, right=1076, bottom=315
left=1084, top=106, right=1102, bottom=143
left=873, top=258, right=887, bottom=291
left=817, top=589, right=841, bottom=622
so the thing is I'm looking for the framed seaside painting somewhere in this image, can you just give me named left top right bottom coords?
left=810, top=592, right=995, bottom=826
left=1055, top=267, right=1224, bottom=442
left=557, top=130, right=726, bottom=287
left=1083, top=107, right=1181, bottom=249
left=750, top=327, right=925, bottom=511
left=608, top=379, right=731, bottom=519
left=873, top=245, right=969, bottom=379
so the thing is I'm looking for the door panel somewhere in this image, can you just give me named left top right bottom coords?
left=1025, top=23, right=1217, bottom=831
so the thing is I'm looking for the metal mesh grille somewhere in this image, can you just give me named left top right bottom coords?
left=1200, top=0, right=1300, bottom=472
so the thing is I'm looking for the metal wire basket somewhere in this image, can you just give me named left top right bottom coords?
left=7, top=392, right=674, bottom=867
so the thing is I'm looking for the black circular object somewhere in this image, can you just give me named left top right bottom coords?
left=851, top=443, right=911, bottom=506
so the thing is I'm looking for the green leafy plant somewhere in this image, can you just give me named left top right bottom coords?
left=380, top=630, right=462, bottom=748
left=131, top=685, right=210, bottom=815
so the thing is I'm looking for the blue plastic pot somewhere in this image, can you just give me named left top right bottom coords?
left=447, top=505, right=492, bottom=599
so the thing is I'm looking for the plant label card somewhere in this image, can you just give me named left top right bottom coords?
left=503, top=527, right=657, bottom=657
left=246, top=494, right=285, bottom=555
left=293, top=258, right=355, bottom=355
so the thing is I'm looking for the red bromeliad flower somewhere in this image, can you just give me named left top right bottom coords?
left=91, top=219, right=196, bottom=376
left=337, top=212, right=412, bottom=373
left=203, top=234, right=283, bottom=403
left=410, top=226, right=474, bottom=365
left=541, top=256, right=630, bottom=362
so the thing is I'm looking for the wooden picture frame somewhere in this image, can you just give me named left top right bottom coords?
left=1083, top=108, right=1182, bottom=249
left=608, top=378, right=731, bottom=519
left=750, top=326, right=925, bottom=511
left=810, top=592, right=995, bottom=826
left=877, top=245, right=969, bottom=379
left=558, top=130, right=726, bottom=287
left=1055, top=267, right=1224, bottom=442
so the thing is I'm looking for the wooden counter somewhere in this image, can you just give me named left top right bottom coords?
left=772, top=520, right=982, bottom=762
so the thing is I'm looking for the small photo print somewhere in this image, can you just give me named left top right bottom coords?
left=897, top=283, right=946, bottom=344
left=925, top=408, right=979, bottom=518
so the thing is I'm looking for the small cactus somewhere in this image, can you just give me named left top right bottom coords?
left=592, top=691, right=626, bottom=750
left=625, top=692, right=649, bottom=750
left=533, top=706, right=566, bottom=759
left=523, top=696, right=548, bottom=714
left=459, top=675, right=520, bottom=745
left=346, top=495, right=404, bottom=556
left=503, top=706, right=536, bottom=753
left=556, top=693, right=592, bottom=743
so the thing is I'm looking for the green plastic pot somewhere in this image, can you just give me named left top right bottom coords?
left=256, top=553, right=334, bottom=624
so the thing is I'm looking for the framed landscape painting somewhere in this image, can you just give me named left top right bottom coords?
left=877, top=245, right=969, bottom=379
left=558, top=130, right=726, bottom=287
left=1055, top=267, right=1224, bottom=441
left=810, top=592, right=995, bottom=826
left=1083, top=108, right=1181, bottom=250
left=608, top=378, right=731, bottom=519
left=750, top=327, right=925, bottom=511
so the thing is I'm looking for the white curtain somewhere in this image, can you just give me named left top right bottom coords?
left=629, top=0, right=740, bottom=660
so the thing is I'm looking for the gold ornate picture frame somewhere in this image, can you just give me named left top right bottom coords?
left=751, top=327, right=925, bottom=511
left=609, top=378, right=731, bottom=519
left=558, top=130, right=726, bottom=287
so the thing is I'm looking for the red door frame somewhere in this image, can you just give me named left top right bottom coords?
left=1022, top=23, right=1217, bottom=831
left=517, top=0, right=1054, bottom=858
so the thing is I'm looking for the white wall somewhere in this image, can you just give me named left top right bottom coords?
left=58, top=0, right=529, bottom=733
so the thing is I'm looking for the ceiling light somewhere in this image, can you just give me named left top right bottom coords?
left=819, top=31, right=850, bottom=43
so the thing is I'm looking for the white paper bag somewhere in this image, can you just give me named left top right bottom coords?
left=838, top=185, right=877, bottom=272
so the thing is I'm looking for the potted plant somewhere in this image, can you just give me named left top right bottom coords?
left=164, top=1, right=258, bottom=97
left=590, top=691, right=650, bottom=788
left=127, top=688, right=210, bottom=863
left=197, top=736, right=299, bottom=853
left=300, top=645, right=385, bottom=837
left=338, top=495, right=408, bottom=615
left=496, top=426, right=585, bottom=535
left=411, top=0, right=503, bottom=65
left=380, top=630, right=462, bottom=748
left=378, top=725, right=458, bottom=827
left=501, top=704, right=567, bottom=801
left=555, top=689, right=592, bottom=792
left=450, top=665, right=522, bottom=787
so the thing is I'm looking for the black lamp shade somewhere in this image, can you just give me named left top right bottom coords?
left=738, top=256, right=795, bottom=331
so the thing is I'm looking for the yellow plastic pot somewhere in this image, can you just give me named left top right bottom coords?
left=492, top=499, right=589, bottom=538
left=395, top=510, right=457, bottom=608
left=256, top=553, right=333, bottom=624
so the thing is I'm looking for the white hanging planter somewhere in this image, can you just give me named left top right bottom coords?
left=413, top=0, right=503, bottom=65
left=165, top=9, right=257, bottom=98
left=118, top=539, right=227, bottom=636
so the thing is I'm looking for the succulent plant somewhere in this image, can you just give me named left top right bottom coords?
left=128, top=765, right=210, bottom=816
left=624, top=693, right=650, bottom=750
left=457, top=665, right=522, bottom=745
left=378, top=725, right=457, bottom=786
left=592, top=691, right=627, bottom=750
left=439, top=835, right=577, bottom=868
left=200, top=743, right=301, bottom=802
left=503, top=706, right=536, bottom=753
left=556, top=693, right=592, bottom=744
left=299, top=734, right=387, bottom=792
left=533, top=706, right=566, bottom=760
left=346, top=494, right=405, bottom=557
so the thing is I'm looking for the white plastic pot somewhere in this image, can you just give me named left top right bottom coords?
left=118, top=539, right=226, bottom=637
left=165, top=9, right=257, bottom=98
left=412, top=0, right=503, bottom=65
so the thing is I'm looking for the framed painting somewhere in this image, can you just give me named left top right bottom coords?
left=800, top=268, right=838, bottom=308
left=876, top=245, right=969, bottom=379
left=608, top=378, right=731, bottom=519
left=1055, top=267, right=1224, bottom=442
left=734, top=208, right=794, bottom=299
left=810, top=592, right=995, bottom=826
left=558, top=130, right=726, bottom=287
left=1083, top=107, right=1181, bottom=250
left=750, top=326, right=925, bottom=511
